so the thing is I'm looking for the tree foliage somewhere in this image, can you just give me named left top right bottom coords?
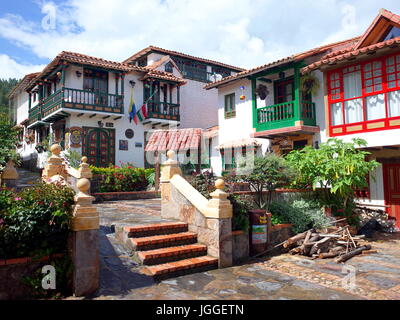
left=285, top=138, right=380, bottom=211
left=0, top=78, right=19, bottom=113
left=0, top=112, right=19, bottom=167
left=234, top=153, right=294, bottom=210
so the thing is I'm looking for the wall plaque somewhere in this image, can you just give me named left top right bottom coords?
left=125, top=129, right=134, bottom=139
left=119, top=140, right=128, bottom=151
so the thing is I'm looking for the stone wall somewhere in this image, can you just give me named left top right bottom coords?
left=232, top=231, right=249, bottom=263
left=0, top=255, right=64, bottom=300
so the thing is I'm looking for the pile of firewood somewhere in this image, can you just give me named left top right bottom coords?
left=282, top=225, right=373, bottom=263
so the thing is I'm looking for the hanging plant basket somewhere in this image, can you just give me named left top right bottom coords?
left=300, top=73, right=320, bottom=96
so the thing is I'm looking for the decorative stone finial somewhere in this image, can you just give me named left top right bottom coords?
left=77, top=178, right=90, bottom=194
left=81, top=156, right=88, bottom=164
left=215, top=179, right=225, bottom=190
left=50, top=144, right=62, bottom=156
left=167, top=150, right=175, bottom=160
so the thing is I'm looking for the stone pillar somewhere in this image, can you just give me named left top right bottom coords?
left=160, top=150, right=182, bottom=203
left=1, top=160, right=19, bottom=189
left=70, top=178, right=99, bottom=297
left=206, top=179, right=233, bottom=268
left=42, top=144, right=66, bottom=180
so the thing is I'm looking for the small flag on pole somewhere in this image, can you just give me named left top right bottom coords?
left=136, top=87, right=157, bottom=122
left=129, top=90, right=138, bottom=125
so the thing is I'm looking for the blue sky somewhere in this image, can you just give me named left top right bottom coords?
left=0, top=0, right=399, bottom=79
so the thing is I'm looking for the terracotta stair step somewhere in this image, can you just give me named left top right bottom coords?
left=130, top=232, right=197, bottom=250
left=123, top=222, right=188, bottom=238
left=144, top=256, right=218, bottom=276
left=138, top=244, right=208, bottom=265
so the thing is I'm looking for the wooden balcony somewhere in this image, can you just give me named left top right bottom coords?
left=145, top=101, right=180, bottom=123
left=28, top=88, right=124, bottom=126
left=256, top=100, right=316, bottom=132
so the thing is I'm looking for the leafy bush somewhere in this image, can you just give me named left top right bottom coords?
left=234, top=153, right=295, bottom=210
left=0, top=182, right=75, bottom=259
left=0, top=112, right=20, bottom=167
left=269, top=199, right=331, bottom=233
left=62, top=149, right=82, bottom=169
left=286, top=138, right=380, bottom=219
left=229, top=194, right=253, bottom=233
left=186, top=171, right=217, bottom=199
left=91, top=163, right=154, bottom=192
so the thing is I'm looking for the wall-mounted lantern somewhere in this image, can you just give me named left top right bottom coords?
left=129, top=80, right=136, bottom=87
left=76, top=71, right=82, bottom=78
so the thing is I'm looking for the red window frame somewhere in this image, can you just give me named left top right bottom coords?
left=327, top=52, right=400, bottom=136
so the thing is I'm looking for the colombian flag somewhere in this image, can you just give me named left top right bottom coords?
left=129, top=90, right=138, bottom=125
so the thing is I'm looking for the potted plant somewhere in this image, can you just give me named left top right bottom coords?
left=300, top=73, right=320, bottom=96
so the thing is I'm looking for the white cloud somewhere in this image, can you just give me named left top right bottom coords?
left=0, top=54, right=44, bottom=79
left=0, top=0, right=399, bottom=75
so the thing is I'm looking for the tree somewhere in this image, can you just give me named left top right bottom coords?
left=285, top=138, right=380, bottom=214
left=0, top=112, right=19, bottom=168
left=234, top=153, right=294, bottom=210
left=0, top=78, right=19, bottom=113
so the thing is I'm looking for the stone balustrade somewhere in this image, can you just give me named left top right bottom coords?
left=42, top=144, right=99, bottom=297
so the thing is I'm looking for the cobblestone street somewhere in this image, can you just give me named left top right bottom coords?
left=71, top=199, right=400, bottom=300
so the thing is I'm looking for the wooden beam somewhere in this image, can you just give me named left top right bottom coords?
left=142, top=121, right=151, bottom=125
left=89, top=113, right=97, bottom=118
left=102, top=115, right=110, bottom=120
left=383, top=146, right=400, bottom=150
left=77, top=113, right=84, bottom=117
left=113, top=116, right=122, bottom=120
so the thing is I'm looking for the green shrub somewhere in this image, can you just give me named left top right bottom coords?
left=91, top=163, right=154, bottom=192
left=186, top=171, right=217, bottom=199
left=269, top=199, right=331, bottom=233
left=0, top=182, right=75, bottom=259
left=229, top=194, right=252, bottom=233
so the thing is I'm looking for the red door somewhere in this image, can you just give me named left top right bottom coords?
left=383, top=163, right=400, bottom=229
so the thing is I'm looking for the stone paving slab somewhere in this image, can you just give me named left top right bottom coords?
left=81, top=200, right=367, bottom=300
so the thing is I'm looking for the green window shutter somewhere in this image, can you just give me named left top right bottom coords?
left=224, top=93, right=236, bottom=119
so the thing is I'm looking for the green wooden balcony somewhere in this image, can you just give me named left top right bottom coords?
left=256, top=100, right=316, bottom=132
left=28, top=88, right=124, bottom=124
left=147, top=101, right=180, bottom=121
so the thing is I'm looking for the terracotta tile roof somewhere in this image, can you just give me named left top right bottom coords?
left=26, top=51, right=185, bottom=90
left=203, top=125, right=219, bottom=138
left=145, top=128, right=202, bottom=152
left=204, top=37, right=359, bottom=89
left=302, top=37, right=400, bottom=74
left=8, top=72, right=41, bottom=98
left=140, top=69, right=186, bottom=85
left=123, top=45, right=245, bottom=72
left=302, top=9, right=400, bottom=74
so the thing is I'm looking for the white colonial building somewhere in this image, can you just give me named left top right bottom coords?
left=9, top=47, right=243, bottom=170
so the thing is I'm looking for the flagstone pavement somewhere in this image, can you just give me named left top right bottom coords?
left=67, top=199, right=400, bottom=300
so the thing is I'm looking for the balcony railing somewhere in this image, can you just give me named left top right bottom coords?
left=256, top=100, right=316, bottom=131
left=147, top=101, right=180, bottom=121
left=29, top=88, right=124, bottom=124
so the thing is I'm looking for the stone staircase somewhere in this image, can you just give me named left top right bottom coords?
left=117, top=221, right=218, bottom=279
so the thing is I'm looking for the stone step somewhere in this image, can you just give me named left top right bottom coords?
left=137, top=244, right=208, bottom=265
left=143, top=255, right=218, bottom=277
left=130, top=232, right=198, bottom=251
left=123, top=222, right=188, bottom=238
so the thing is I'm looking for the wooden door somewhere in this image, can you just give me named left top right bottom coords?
left=383, top=163, right=400, bottom=229
left=82, top=127, right=115, bottom=167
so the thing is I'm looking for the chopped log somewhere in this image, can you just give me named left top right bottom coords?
left=309, top=237, right=331, bottom=256
left=319, top=251, right=342, bottom=259
left=283, top=229, right=314, bottom=248
left=298, top=230, right=312, bottom=254
left=335, top=245, right=372, bottom=263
